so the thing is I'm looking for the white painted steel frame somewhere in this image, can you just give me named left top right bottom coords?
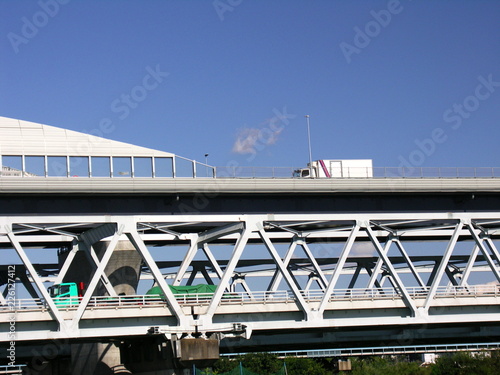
left=1, top=212, right=500, bottom=342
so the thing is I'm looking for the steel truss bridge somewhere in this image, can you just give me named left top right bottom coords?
left=1, top=212, right=500, bottom=352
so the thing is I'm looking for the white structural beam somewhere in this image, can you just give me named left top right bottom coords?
left=268, top=237, right=299, bottom=292
left=423, top=222, right=463, bottom=312
left=70, top=226, right=124, bottom=331
left=366, top=237, right=394, bottom=290
left=318, top=224, right=360, bottom=315
left=173, top=235, right=199, bottom=286
left=5, top=230, right=68, bottom=331
left=3, top=212, right=500, bottom=343
left=467, top=225, right=500, bottom=283
left=300, top=242, right=328, bottom=289
left=366, top=225, right=419, bottom=317
left=259, top=226, right=312, bottom=320
left=202, top=243, right=224, bottom=280
left=126, top=229, right=187, bottom=325
left=205, top=225, right=251, bottom=320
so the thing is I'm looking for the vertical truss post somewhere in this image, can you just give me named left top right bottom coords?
left=318, top=224, right=360, bottom=316
left=258, top=226, right=311, bottom=320
left=423, top=221, right=463, bottom=312
left=205, top=226, right=251, bottom=320
left=6, top=230, right=68, bottom=331
left=366, top=225, right=418, bottom=317
left=126, top=229, right=187, bottom=325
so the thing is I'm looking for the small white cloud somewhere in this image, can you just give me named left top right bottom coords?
left=232, top=127, right=260, bottom=155
left=232, top=113, right=287, bottom=155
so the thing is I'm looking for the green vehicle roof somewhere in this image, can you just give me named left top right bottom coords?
left=146, top=284, right=218, bottom=296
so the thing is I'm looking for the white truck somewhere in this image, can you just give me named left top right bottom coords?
left=294, top=159, right=373, bottom=178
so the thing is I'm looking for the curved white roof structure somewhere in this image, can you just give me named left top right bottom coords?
left=0, top=116, right=207, bottom=178
left=0, top=116, right=174, bottom=157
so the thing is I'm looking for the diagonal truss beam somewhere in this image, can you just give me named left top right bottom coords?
left=423, top=221, right=463, bottom=312
left=267, top=238, right=298, bottom=292
left=366, top=237, right=394, bottom=290
left=202, top=243, right=224, bottom=280
left=6, top=229, right=68, bottom=331
left=366, top=225, right=418, bottom=317
left=205, top=225, right=251, bottom=320
left=394, top=238, right=426, bottom=288
left=258, top=226, right=311, bottom=319
left=53, top=241, right=79, bottom=285
left=173, top=235, right=199, bottom=286
left=318, top=224, right=360, bottom=316
left=301, top=242, right=328, bottom=289
left=70, top=226, right=124, bottom=330
left=126, top=229, right=187, bottom=325
left=467, top=224, right=500, bottom=283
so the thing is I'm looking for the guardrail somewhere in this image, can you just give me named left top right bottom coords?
left=3, top=164, right=500, bottom=179
left=214, top=166, right=500, bottom=179
left=2, top=285, right=498, bottom=313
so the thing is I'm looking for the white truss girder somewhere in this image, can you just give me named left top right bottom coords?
left=1, top=212, right=500, bottom=342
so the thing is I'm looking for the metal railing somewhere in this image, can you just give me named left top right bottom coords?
left=214, top=166, right=500, bottom=179
left=2, top=285, right=498, bottom=313
left=3, top=163, right=500, bottom=179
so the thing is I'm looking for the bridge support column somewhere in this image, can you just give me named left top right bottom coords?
left=71, top=343, right=128, bottom=375
left=60, top=240, right=142, bottom=374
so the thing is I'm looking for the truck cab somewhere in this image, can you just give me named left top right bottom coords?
left=48, top=282, right=84, bottom=307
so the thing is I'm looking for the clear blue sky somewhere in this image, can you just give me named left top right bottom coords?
left=1, top=0, right=499, bottom=169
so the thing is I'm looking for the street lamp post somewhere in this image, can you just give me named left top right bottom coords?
left=305, top=115, right=313, bottom=177
left=204, top=153, right=209, bottom=177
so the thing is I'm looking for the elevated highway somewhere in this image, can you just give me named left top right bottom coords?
left=1, top=176, right=500, bottom=214
left=2, top=116, right=500, bottom=372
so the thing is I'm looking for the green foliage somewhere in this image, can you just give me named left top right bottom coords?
left=241, top=352, right=282, bottom=375
left=345, top=356, right=431, bottom=375
left=281, top=357, right=329, bottom=375
left=430, top=351, right=500, bottom=375
left=212, top=353, right=328, bottom=375
left=209, top=350, right=500, bottom=375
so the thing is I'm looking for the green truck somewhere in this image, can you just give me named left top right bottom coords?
left=47, top=282, right=223, bottom=307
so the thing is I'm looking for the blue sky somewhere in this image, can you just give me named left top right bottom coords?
left=1, top=0, right=499, bottom=169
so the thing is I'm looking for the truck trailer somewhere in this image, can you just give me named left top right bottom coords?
left=294, top=159, right=373, bottom=178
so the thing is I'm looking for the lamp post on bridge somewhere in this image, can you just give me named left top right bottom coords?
left=305, top=115, right=313, bottom=178
left=204, top=153, right=209, bottom=177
